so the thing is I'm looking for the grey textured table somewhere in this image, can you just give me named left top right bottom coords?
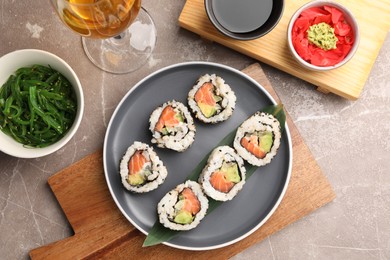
left=0, top=1, right=389, bottom=259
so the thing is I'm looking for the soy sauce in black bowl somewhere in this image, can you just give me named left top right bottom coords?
left=205, top=0, right=284, bottom=40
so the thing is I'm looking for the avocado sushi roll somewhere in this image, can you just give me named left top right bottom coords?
left=199, top=146, right=246, bottom=201
left=157, top=180, right=209, bottom=231
left=234, top=112, right=281, bottom=166
left=120, top=141, right=168, bottom=193
left=188, top=74, right=236, bottom=124
left=149, top=100, right=196, bottom=152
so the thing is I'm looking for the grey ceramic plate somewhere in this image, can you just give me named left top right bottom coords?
left=103, top=62, right=292, bottom=250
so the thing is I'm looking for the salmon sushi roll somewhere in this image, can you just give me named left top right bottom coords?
left=149, top=100, right=196, bottom=152
left=234, top=112, right=281, bottom=166
left=199, top=146, right=246, bottom=201
left=120, top=141, right=168, bottom=193
left=157, top=180, right=209, bottom=231
left=188, top=74, right=236, bottom=124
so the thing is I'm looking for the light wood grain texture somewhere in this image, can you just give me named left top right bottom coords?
left=29, top=63, right=336, bottom=260
left=178, top=0, right=390, bottom=100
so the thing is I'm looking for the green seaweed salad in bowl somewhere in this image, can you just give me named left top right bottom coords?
left=0, top=49, right=84, bottom=158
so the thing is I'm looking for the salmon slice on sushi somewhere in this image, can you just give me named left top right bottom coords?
left=234, top=112, right=281, bottom=166
left=188, top=74, right=236, bottom=124
left=120, top=141, right=168, bottom=193
left=199, top=146, right=246, bottom=201
left=157, top=180, right=209, bottom=231
left=149, top=100, right=196, bottom=152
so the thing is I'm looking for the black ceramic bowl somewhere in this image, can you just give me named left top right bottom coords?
left=205, top=0, right=284, bottom=40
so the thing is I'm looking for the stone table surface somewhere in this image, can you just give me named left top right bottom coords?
left=0, top=1, right=389, bottom=259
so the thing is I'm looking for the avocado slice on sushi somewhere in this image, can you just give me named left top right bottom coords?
left=259, top=131, right=273, bottom=153
left=174, top=210, right=194, bottom=224
left=223, top=162, right=241, bottom=183
left=198, top=103, right=217, bottom=118
left=128, top=173, right=145, bottom=186
left=175, top=112, right=185, bottom=122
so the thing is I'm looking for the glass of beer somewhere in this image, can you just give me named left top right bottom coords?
left=51, top=0, right=157, bottom=74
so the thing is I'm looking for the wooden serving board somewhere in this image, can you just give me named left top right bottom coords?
left=179, top=0, right=390, bottom=100
left=29, top=63, right=336, bottom=259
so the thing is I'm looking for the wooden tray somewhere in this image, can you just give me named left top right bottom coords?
left=29, top=63, right=336, bottom=259
left=179, top=0, right=390, bottom=100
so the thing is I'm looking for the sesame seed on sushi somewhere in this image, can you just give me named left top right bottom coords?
left=199, top=146, right=246, bottom=201
left=149, top=100, right=196, bottom=152
left=120, top=141, right=168, bottom=193
left=157, top=180, right=209, bottom=231
left=234, top=112, right=281, bottom=167
left=188, top=74, right=236, bottom=124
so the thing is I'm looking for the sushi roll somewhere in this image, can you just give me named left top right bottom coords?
left=120, top=141, right=168, bottom=193
left=149, top=100, right=196, bottom=152
left=199, top=146, right=246, bottom=201
left=157, top=180, right=209, bottom=231
left=188, top=74, right=236, bottom=123
left=234, top=112, right=281, bottom=166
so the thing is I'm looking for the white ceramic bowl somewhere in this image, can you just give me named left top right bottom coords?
left=0, top=49, right=84, bottom=158
left=287, top=0, right=360, bottom=71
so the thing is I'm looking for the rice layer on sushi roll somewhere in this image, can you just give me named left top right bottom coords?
left=199, top=146, right=246, bottom=201
left=234, top=112, right=281, bottom=167
left=149, top=100, right=196, bottom=152
left=188, top=74, right=236, bottom=124
left=120, top=141, right=168, bottom=193
left=157, top=180, right=209, bottom=231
